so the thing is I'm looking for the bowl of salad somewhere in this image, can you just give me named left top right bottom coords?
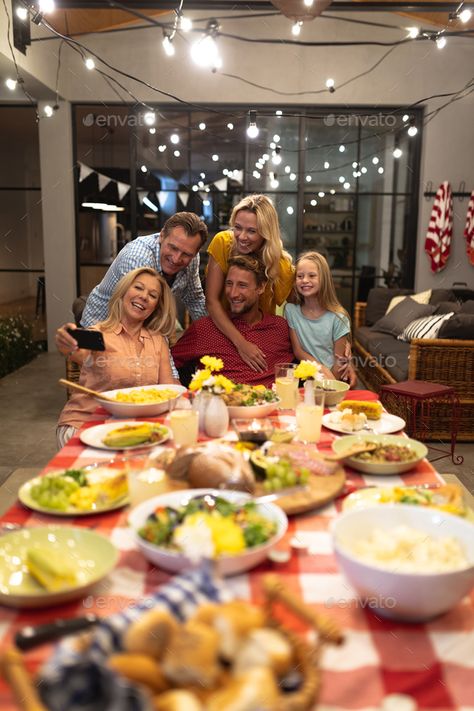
left=331, top=434, right=428, bottom=475
left=222, top=384, right=280, bottom=419
left=128, top=489, right=288, bottom=576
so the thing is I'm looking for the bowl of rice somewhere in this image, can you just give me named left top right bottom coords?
left=332, top=505, right=474, bottom=621
left=95, top=384, right=187, bottom=417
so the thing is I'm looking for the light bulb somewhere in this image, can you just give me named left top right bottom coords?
left=223, top=169, right=228, bottom=175
left=200, top=172, right=206, bottom=179
left=284, top=165, right=291, bottom=174
left=158, top=145, right=166, bottom=152
left=343, top=182, right=350, bottom=190
left=85, top=57, right=95, bottom=70
left=192, top=185, right=199, bottom=192
left=407, top=27, right=419, bottom=38
left=5, top=78, right=17, bottom=91
left=436, top=35, right=446, bottom=49
left=16, top=7, right=28, bottom=20
left=459, top=9, right=472, bottom=22
left=163, top=35, right=175, bottom=57
left=318, top=191, right=325, bottom=198
left=140, top=165, right=147, bottom=173
left=272, top=149, right=282, bottom=166
left=227, top=122, right=234, bottom=130
left=39, top=0, right=55, bottom=13
left=273, top=134, right=280, bottom=142
left=275, top=110, right=282, bottom=116
left=339, top=144, right=345, bottom=152
left=180, top=15, right=193, bottom=32
left=339, top=176, right=345, bottom=184
left=287, top=206, right=294, bottom=215
left=326, top=78, right=335, bottom=92
left=199, top=122, right=206, bottom=130
left=289, top=173, right=296, bottom=181
left=310, top=199, right=317, bottom=207
left=149, top=127, right=156, bottom=135
left=324, top=161, right=330, bottom=169
left=408, top=125, right=418, bottom=137
left=361, top=166, right=367, bottom=174
left=378, top=167, right=384, bottom=174
left=174, top=150, right=180, bottom=157
left=270, top=178, right=279, bottom=189
left=198, top=181, right=204, bottom=188
left=372, top=156, right=379, bottom=165
left=247, top=124, right=259, bottom=139
left=330, top=189, right=335, bottom=195
left=144, top=111, right=156, bottom=126
left=212, top=154, right=219, bottom=161
left=262, top=153, right=269, bottom=161
left=170, top=133, right=179, bottom=144
left=292, top=21, right=302, bottom=36
left=305, top=175, right=312, bottom=182
left=253, top=170, right=261, bottom=179
left=402, top=113, right=409, bottom=123
left=393, top=148, right=403, bottom=158
left=191, top=34, right=221, bottom=70
left=43, top=104, right=54, bottom=117
left=304, top=0, right=314, bottom=6
left=352, top=162, right=358, bottom=168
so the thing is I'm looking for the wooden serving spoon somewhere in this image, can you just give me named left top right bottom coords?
left=323, top=442, right=377, bottom=462
left=58, top=378, right=116, bottom=402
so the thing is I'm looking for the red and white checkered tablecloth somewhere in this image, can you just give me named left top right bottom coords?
left=1, top=393, right=473, bottom=710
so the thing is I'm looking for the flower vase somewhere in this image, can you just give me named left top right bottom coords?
left=193, top=391, right=212, bottom=432
left=303, top=379, right=315, bottom=405
left=204, top=395, right=229, bottom=438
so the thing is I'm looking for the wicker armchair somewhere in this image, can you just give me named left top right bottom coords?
left=353, top=301, right=474, bottom=442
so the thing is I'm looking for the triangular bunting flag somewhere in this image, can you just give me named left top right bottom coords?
left=137, top=191, right=148, bottom=205
left=78, top=162, right=94, bottom=182
left=98, top=172, right=112, bottom=192
left=213, top=177, right=227, bottom=191
left=157, top=191, right=169, bottom=208
left=116, top=181, right=131, bottom=200
left=178, top=191, right=189, bottom=207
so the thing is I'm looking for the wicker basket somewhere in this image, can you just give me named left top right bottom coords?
left=0, top=574, right=343, bottom=711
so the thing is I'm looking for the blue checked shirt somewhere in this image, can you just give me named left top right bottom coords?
left=81, top=234, right=207, bottom=380
left=81, top=233, right=207, bottom=327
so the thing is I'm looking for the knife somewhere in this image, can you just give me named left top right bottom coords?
left=14, top=614, right=100, bottom=652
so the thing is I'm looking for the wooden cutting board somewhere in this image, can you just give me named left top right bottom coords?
left=254, top=467, right=346, bottom=516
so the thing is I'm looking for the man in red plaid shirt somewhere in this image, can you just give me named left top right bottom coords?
left=171, top=255, right=295, bottom=387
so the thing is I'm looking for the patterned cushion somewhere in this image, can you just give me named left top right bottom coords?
left=398, top=312, right=454, bottom=342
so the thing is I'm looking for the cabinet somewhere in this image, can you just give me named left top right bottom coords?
left=303, top=196, right=355, bottom=270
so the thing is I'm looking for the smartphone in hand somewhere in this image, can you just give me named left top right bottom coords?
left=67, top=328, right=105, bottom=351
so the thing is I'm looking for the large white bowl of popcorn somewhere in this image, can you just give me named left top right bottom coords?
left=332, top=505, right=474, bottom=622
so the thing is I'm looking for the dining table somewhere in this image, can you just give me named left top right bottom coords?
left=0, top=389, right=473, bottom=711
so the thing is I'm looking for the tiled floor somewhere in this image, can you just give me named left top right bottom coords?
left=0, top=352, right=472, bottom=492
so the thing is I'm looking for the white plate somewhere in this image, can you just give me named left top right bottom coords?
left=96, top=384, right=187, bottom=418
left=0, top=526, right=118, bottom=609
left=128, top=488, right=288, bottom=576
left=322, top=412, right=405, bottom=435
left=227, top=400, right=280, bottom=420
left=80, top=421, right=170, bottom=450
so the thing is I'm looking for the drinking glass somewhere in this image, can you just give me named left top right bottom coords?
left=274, top=363, right=298, bottom=409
left=296, top=390, right=325, bottom=443
left=169, top=409, right=199, bottom=446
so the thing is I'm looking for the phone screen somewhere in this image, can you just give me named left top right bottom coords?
left=67, top=328, right=106, bottom=351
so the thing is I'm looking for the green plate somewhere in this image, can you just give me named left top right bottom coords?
left=18, top=462, right=130, bottom=517
left=331, top=434, right=428, bottom=475
left=0, top=526, right=118, bottom=608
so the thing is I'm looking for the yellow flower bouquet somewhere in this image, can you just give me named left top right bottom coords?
left=189, top=356, right=235, bottom=396
left=294, top=360, right=323, bottom=382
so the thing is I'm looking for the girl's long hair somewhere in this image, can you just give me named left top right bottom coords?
left=100, top=267, right=176, bottom=340
left=295, top=251, right=350, bottom=323
left=229, top=194, right=292, bottom=282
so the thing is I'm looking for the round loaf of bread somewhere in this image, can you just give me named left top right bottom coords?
left=108, top=653, right=169, bottom=694
left=153, top=690, right=203, bottom=711
left=123, top=608, right=179, bottom=659
left=187, top=447, right=255, bottom=492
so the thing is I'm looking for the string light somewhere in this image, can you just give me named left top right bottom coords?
left=246, top=110, right=259, bottom=139
left=292, top=22, right=302, bottom=37
left=227, top=122, right=234, bottom=130
left=343, top=182, right=351, bottom=190
left=162, top=34, right=175, bottom=57
left=43, top=104, right=54, bottom=117
left=378, top=166, right=384, bottom=174
left=406, top=27, right=419, bottom=38
left=305, top=175, right=312, bottom=182
left=38, top=0, right=55, bottom=12
left=275, top=110, right=283, bottom=116
left=191, top=19, right=222, bottom=71
left=273, top=134, right=280, bottom=142
left=318, top=191, right=325, bottom=198
left=174, top=149, right=180, bottom=157
left=393, top=147, right=403, bottom=158
left=459, top=8, right=472, bottom=22
left=170, top=133, right=179, bottom=144
left=326, top=78, right=335, bottom=93
left=158, top=145, right=166, bottom=152
left=212, top=154, right=219, bottom=161
left=289, top=173, right=296, bottom=181
left=310, top=199, right=317, bottom=206
left=199, top=122, right=206, bottom=130
left=435, top=34, right=447, bottom=49
left=85, top=57, right=95, bottom=70
left=372, top=156, right=380, bottom=165
left=149, top=127, right=156, bottom=134
left=287, top=206, right=294, bottom=214
left=272, top=147, right=282, bottom=165
left=408, top=125, right=418, bottom=137
left=449, top=3, right=472, bottom=22
left=270, top=173, right=279, bottom=189
left=5, top=78, right=17, bottom=90
left=402, top=114, right=409, bottom=123
left=284, top=165, right=291, bottom=174
left=179, top=15, right=193, bottom=32
left=324, top=161, right=330, bottom=169
left=339, top=145, right=346, bottom=152
left=15, top=6, right=28, bottom=20
left=304, top=0, right=314, bottom=7
left=140, top=164, right=147, bottom=173
left=144, top=111, right=156, bottom=126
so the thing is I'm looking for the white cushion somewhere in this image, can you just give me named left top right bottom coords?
left=398, top=312, right=454, bottom=342
left=386, top=289, right=432, bottom=314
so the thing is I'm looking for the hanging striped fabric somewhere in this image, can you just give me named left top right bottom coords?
left=464, top=190, right=474, bottom=267
left=424, top=181, right=453, bottom=272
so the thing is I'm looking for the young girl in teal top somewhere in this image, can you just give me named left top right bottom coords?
left=285, top=251, right=355, bottom=385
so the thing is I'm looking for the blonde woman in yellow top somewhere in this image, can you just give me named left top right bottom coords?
left=206, top=194, right=294, bottom=372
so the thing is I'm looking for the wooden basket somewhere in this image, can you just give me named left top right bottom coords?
left=0, top=574, right=343, bottom=711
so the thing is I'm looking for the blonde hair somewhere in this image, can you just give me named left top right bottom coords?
left=229, top=194, right=292, bottom=282
left=295, top=251, right=350, bottom=325
left=100, top=267, right=176, bottom=340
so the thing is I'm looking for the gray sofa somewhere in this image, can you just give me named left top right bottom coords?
left=353, top=287, right=474, bottom=441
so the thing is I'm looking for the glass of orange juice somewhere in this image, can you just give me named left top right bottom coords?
left=296, top=389, right=325, bottom=443
left=169, top=409, right=199, bottom=447
left=274, top=363, right=298, bottom=409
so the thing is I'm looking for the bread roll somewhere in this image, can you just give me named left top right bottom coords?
left=123, top=608, right=179, bottom=659
left=212, top=601, right=266, bottom=661
left=234, top=628, right=293, bottom=677
left=207, top=667, right=280, bottom=711
left=108, top=653, right=169, bottom=694
left=153, top=690, right=203, bottom=711
left=162, top=620, right=220, bottom=688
